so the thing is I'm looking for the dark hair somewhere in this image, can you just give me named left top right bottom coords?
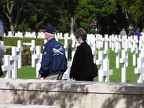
left=74, top=28, right=87, bottom=41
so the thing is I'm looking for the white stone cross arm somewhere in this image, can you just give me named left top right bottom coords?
left=120, top=50, right=128, bottom=82
left=120, top=50, right=128, bottom=64
left=11, top=47, right=19, bottom=78
left=101, top=59, right=113, bottom=82
left=2, top=55, right=14, bottom=78
left=30, top=40, right=36, bottom=67
left=17, top=40, right=23, bottom=68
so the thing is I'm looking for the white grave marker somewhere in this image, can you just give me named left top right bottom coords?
left=131, top=40, right=137, bottom=66
left=2, top=55, right=14, bottom=78
left=120, top=50, right=128, bottom=82
left=30, top=40, right=36, bottom=67
left=101, top=59, right=113, bottom=82
left=34, top=46, right=42, bottom=78
left=96, top=51, right=103, bottom=82
left=11, top=47, right=19, bottom=78
left=17, top=40, right=23, bottom=68
left=115, top=37, right=121, bottom=68
left=103, top=35, right=109, bottom=59
left=134, top=57, right=144, bottom=83
left=64, top=38, right=69, bottom=59
left=71, top=35, right=76, bottom=60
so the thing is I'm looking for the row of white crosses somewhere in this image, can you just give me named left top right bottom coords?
left=95, top=35, right=113, bottom=82
left=1, top=40, right=43, bottom=79
left=29, top=33, right=144, bottom=83
left=1, top=40, right=23, bottom=78
left=96, top=37, right=135, bottom=83
left=134, top=35, right=144, bottom=83
left=34, top=46, right=42, bottom=78
left=97, top=34, right=138, bottom=67
left=114, top=34, right=144, bottom=83
left=30, top=40, right=36, bottom=67
left=95, top=34, right=144, bottom=83
left=4, top=31, right=74, bottom=39
left=2, top=33, right=144, bottom=83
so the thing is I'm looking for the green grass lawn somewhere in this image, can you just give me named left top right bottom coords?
left=17, top=66, right=36, bottom=79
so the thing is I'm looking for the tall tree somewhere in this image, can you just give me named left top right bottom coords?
left=129, top=0, right=144, bottom=28
left=2, top=0, right=26, bottom=34
left=53, top=0, right=77, bottom=33
left=74, top=0, right=117, bottom=34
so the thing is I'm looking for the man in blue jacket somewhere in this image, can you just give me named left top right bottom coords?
left=37, top=26, right=67, bottom=80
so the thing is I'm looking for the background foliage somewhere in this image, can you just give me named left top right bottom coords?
left=0, top=0, right=144, bottom=36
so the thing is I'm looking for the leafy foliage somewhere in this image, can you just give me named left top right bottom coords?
left=0, top=0, right=144, bottom=35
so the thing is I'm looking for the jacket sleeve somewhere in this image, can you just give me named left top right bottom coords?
left=39, top=45, right=52, bottom=76
left=70, top=46, right=83, bottom=79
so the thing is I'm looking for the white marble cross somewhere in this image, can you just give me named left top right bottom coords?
left=96, top=51, right=103, bottom=82
left=64, top=37, right=69, bottom=59
left=71, top=34, right=76, bottom=60
left=103, top=35, right=109, bottom=59
left=101, top=58, right=113, bottom=82
left=115, top=36, right=121, bottom=68
left=17, top=40, right=23, bottom=68
left=87, top=34, right=97, bottom=63
left=11, top=47, right=19, bottom=78
left=134, top=56, right=144, bottom=83
left=111, top=35, right=115, bottom=51
left=121, top=36, right=127, bottom=48
left=34, top=46, right=42, bottom=78
left=30, top=40, right=36, bottom=67
left=2, top=55, right=14, bottom=78
left=124, top=39, right=129, bottom=67
left=120, top=50, right=128, bottom=82
left=131, top=40, right=137, bottom=66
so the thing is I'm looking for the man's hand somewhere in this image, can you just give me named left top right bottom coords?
left=37, top=74, right=41, bottom=79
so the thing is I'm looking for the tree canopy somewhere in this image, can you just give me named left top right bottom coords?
left=0, top=0, right=143, bottom=35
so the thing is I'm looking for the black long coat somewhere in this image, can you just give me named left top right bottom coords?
left=70, top=42, right=97, bottom=81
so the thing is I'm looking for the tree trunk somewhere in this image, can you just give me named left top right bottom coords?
left=70, top=17, right=75, bottom=33
left=4, top=0, right=22, bottom=36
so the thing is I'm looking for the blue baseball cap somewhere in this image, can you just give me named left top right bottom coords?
left=45, top=26, right=56, bottom=34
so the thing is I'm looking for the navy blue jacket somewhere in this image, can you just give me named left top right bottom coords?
left=39, top=38, right=67, bottom=77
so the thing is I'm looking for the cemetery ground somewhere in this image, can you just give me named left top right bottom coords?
left=2, top=37, right=138, bottom=83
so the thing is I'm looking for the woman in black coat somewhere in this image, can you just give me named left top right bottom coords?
left=70, top=28, right=97, bottom=81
